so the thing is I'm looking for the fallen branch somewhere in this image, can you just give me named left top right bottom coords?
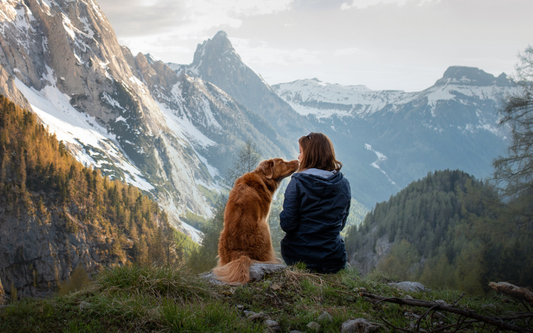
left=490, top=282, right=533, bottom=304
left=378, top=315, right=417, bottom=333
left=416, top=304, right=438, bottom=331
left=431, top=319, right=479, bottom=333
left=335, top=290, right=360, bottom=298
left=360, top=292, right=532, bottom=332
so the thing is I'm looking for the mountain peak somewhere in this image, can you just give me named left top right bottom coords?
left=213, top=30, right=229, bottom=40
left=191, top=30, right=235, bottom=67
left=435, top=66, right=512, bottom=87
left=145, top=53, right=157, bottom=65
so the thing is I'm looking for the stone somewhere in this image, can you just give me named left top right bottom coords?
left=307, top=321, right=321, bottom=331
left=265, top=320, right=281, bottom=332
left=79, top=301, right=91, bottom=310
left=244, top=311, right=266, bottom=321
left=249, top=263, right=286, bottom=282
left=317, top=311, right=333, bottom=323
left=388, top=281, right=427, bottom=292
left=434, top=300, right=448, bottom=306
left=203, top=263, right=286, bottom=285
left=341, top=318, right=381, bottom=333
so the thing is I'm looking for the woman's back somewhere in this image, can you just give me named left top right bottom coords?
left=280, top=168, right=351, bottom=273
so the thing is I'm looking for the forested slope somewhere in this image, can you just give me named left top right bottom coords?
left=0, top=95, right=195, bottom=298
left=345, top=169, right=533, bottom=294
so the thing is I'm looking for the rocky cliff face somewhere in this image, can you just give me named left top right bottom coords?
left=141, top=55, right=295, bottom=174
left=0, top=93, right=183, bottom=299
left=171, top=31, right=311, bottom=144
left=0, top=0, right=223, bottom=240
left=1, top=201, right=124, bottom=298
left=349, top=229, right=393, bottom=277
left=0, top=2, right=305, bottom=238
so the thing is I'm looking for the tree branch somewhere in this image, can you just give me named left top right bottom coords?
left=360, top=292, right=532, bottom=332
left=489, top=282, right=533, bottom=304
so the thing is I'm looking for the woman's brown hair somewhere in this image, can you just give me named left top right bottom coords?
left=298, top=132, right=342, bottom=172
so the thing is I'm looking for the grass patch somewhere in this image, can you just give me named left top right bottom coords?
left=1, top=264, right=530, bottom=332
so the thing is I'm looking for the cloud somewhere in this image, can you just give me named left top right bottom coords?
left=180, top=0, right=294, bottom=34
left=118, top=32, right=200, bottom=62
left=98, top=0, right=294, bottom=37
left=231, top=38, right=321, bottom=67
left=341, top=0, right=440, bottom=10
left=333, top=47, right=364, bottom=56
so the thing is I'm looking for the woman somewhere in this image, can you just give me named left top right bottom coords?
left=280, top=132, right=351, bottom=273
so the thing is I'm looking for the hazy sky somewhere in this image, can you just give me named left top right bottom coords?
left=96, top=0, right=533, bottom=92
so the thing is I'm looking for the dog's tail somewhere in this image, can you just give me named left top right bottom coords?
left=213, top=255, right=255, bottom=285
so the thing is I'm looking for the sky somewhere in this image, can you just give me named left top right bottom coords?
left=96, top=0, right=533, bottom=92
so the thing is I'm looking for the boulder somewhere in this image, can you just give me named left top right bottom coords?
left=341, top=318, right=381, bottom=333
left=202, top=263, right=286, bottom=285
left=388, top=281, right=427, bottom=292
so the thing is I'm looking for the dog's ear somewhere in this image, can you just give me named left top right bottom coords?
left=261, top=160, right=274, bottom=179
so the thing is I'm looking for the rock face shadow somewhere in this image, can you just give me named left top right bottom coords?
left=201, top=263, right=286, bottom=285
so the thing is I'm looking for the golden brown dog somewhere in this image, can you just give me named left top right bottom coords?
left=213, top=158, right=299, bottom=285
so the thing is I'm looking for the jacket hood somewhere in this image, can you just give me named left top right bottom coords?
left=292, top=169, right=345, bottom=196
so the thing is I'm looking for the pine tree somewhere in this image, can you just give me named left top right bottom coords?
left=225, top=139, right=261, bottom=186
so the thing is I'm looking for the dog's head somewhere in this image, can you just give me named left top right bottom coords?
left=256, top=158, right=299, bottom=182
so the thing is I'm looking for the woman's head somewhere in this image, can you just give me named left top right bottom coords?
left=298, top=132, right=342, bottom=172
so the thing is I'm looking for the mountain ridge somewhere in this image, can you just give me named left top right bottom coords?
left=0, top=0, right=232, bottom=241
left=168, top=30, right=312, bottom=144
left=272, top=66, right=516, bottom=206
left=0, top=0, right=520, bottom=220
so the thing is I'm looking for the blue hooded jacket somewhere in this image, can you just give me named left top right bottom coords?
left=280, top=168, right=351, bottom=273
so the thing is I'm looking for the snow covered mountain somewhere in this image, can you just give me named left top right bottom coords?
left=0, top=2, right=303, bottom=242
left=273, top=67, right=517, bottom=206
left=0, top=0, right=225, bottom=240
left=168, top=31, right=312, bottom=144
left=0, top=0, right=519, bottom=226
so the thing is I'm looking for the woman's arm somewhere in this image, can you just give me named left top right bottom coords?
left=341, top=180, right=352, bottom=230
left=280, top=177, right=301, bottom=233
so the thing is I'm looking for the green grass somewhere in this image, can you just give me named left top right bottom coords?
left=0, top=265, right=530, bottom=332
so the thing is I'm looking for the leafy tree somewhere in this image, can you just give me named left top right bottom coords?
left=376, top=239, right=420, bottom=281
left=268, top=196, right=285, bottom=257
left=57, top=266, right=92, bottom=296
left=186, top=196, right=227, bottom=273
left=419, top=253, right=456, bottom=290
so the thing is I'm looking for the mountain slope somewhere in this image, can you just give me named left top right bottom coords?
left=170, top=31, right=312, bottom=144
left=136, top=52, right=297, bottom=175
left=0, top=95, right=191, bottom=298
left=0, top=0, right=229, bottom=240
left=344, top=169, right=533, bottom=293
left=0, top=0, right=519, bottom=227
left=273, top=67, right=517, bottom=206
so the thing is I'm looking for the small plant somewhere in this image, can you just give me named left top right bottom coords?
left=57, top=266, right=92, bottom=296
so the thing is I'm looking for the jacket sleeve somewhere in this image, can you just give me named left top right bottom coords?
left=280, top=177, right=301, bottom=233
left=341, top=179, right=352, bottom=230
